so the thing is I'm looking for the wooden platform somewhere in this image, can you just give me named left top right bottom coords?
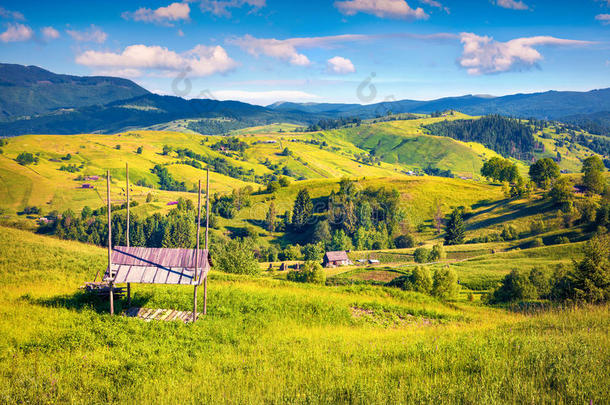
left=123, top=307, right=202, bottom=323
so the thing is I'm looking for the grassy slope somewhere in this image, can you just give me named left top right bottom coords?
left=0, top=227, right=608, bottom=404
left=320, top=114, right=508, bottom=177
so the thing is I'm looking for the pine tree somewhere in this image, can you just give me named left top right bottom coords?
left=265, top=202, right=277, bottom=232
left=292, top=189, right=313, bottom=231
left=444, top=208, right=465, bottom=245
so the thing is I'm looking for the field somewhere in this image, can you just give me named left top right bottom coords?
left=0, top=226, right=608, bottom=403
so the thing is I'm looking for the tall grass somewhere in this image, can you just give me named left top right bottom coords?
left=0, top=227, right=608, bottom=404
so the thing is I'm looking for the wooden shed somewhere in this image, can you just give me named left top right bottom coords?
left=104, top=247, right=210, bottom=285
left=91, top=163, right=211, bottom=322
left=323, top=251, right=350, bottom=267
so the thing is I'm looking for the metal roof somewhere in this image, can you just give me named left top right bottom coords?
left=104, top=246, right=210, bottom=285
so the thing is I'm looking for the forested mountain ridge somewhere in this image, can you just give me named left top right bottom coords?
left=0, top=63, right=149, bottom=120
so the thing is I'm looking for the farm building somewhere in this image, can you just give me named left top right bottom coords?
left=81, top=183, right=94, bottom=189
left=323, top=251, right=351, bottom=267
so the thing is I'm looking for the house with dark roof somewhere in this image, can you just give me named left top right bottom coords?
left=323, top=251, right=351, bottom=267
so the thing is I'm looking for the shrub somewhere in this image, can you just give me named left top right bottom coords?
left=529, top=219, right=545, bottom=235
left=213, top=239, right=260, bottom=275
left=429, top=244, right=446, bottom=261
left=287, top=261, right=325, bottom=284
left=16, top=152, right=37, bottom=166
left=394, top=234, right=415, bottom=248
left=280, top=244, right=302, bottom=261
left=410, top=266, right=433, bottom=293
left=432, top=267, right=459, bottom=300
left=413, top=247, right=430, bottom=263
left=530, top=237, right=544, bottom=248
left=385, top=266, right=431, bottom=293
left=302, top=243, right=324, bottom=262
left=556, top=236, right=570, bottom=245
left=557, top=234, right=610, bottom=303
left=501, top=225, right=519, bottom=241
left=490, top=268, right=550, bottom=303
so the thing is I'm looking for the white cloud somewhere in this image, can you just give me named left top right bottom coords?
left=123, top=2, right=190, bottom=25
left=420, top=0, right=449, bottom=13
left=596, top=14, right=610, bottom=24
left=76, top=44, right=237, bottom=77
left=196, top=0, right=266, bottom=17
left=41, top=26, right=60, bottom=40
left=458, top=33, right=593, bottom=75
left=0, top=23, right=33, bottom=43
left=334, top=0, right=428, bottom=19
left=495, top=0, right=529, bottom=10
left=66, top=25, right=107, bottom=43
left=91, top=68, right=144, bottom=78
left=0, top=7, right=25, bottom=21
left=213, top=89, right=319, bottom=105
left=228, top=34, right=367, bottom=66
left=327, top=56, right=356, bottom=74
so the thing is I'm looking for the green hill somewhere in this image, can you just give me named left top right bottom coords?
left=0, top=63, right=149, bottom=120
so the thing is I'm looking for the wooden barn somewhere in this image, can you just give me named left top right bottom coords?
left=323, top=251, right=351, bottom=267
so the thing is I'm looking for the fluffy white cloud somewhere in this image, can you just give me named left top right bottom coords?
left=123, top=2, right=190, bottom=25
left=596, top=14, right=610, bottom=24
left=66, top=25, right=107, bottom=43
left=0, top=23, right=33, bottom=43
left=0, top=7, right=25, bottom=21
left=228, top=34, right=366, bottom=66
left=76, top=44, right=237, bottom=77
left=495, top=0, right=529, bottom=10
left=41, top=26, right=60, bottom=40
left=196, top=0, right=266, bottom=17
left=327, top=56, right=356, bottom=74
left=213, top=89, right=319, bottom=105
left=458, top=33, right=593, bottom=75
left=334, top=0, right=428, bottom=19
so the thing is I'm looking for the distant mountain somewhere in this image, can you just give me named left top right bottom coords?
left=0, top=63, right=149, bottom=120
left=2, top=63, right=610, bottom=136
left=268, top=89, right=610, bottom=120
left=0, top=93, right=317, bottom=136
left=561, top=111, right=610, bottom=136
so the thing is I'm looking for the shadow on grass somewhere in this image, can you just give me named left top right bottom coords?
left=467, top=199, right=554, bottom=231
left=20, top=290, right=152, bottom=315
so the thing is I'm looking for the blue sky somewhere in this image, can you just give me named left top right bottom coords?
left=1, top=0, right=609, bottom=105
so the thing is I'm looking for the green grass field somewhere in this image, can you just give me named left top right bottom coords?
left=0, top=226, right=608, bottom=404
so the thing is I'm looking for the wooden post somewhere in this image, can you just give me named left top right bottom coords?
left=193, top=179, right=202, bottom=322
left=107, top=170, right=114, bottom=316
left=204, top=168, right=209, bottom=315
left=126, top=163, right=131, bottom=306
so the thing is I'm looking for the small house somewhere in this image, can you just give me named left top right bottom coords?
left=81, top=183, right=94, bottom=189
left=323, top=251, right=351, bottom=267
left=368, top=259, right=380, bottom=265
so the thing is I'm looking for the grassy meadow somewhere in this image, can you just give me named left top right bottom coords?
left=0, top=226, right=609, bottom=404
left=0, top=115, right=608, bottom=404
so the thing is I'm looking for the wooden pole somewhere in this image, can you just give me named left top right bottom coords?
left=107, top=170, right=114, bottom=316
left=193, top=179, right=202, bottom=322
left=126, top=163, right=131, bottom=306
left=204, top=168, right=209, bottom=315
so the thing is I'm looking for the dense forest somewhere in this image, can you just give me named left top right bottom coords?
left=424, top=115, right=537, bottom=160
